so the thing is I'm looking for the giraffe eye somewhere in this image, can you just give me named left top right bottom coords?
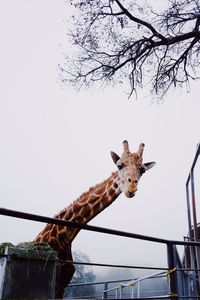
left=117, top=164, right=124, bottom=170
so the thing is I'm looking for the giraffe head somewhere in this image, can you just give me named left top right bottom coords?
left=111, top=140, right=156, bottom=198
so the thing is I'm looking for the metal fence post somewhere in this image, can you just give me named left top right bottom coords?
left=190, top=170, right=200, bottom=295
left=167, top=242, right=178, bottom=300
left=103, top=282, right=108, bottom=299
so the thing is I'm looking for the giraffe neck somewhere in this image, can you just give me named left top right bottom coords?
left=56, top=171, right=121, bottom=242
left=34, top=172, right=121, bottom=250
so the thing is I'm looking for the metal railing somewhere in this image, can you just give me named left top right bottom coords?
left=101, top=271, right=169, bottom=299
left=1, top=207, right=200, bottom=299
left=1, top=143, right=200, bottom=299
left=185, top=143, right=200, bottom=296
left=186, top=143, right=200, bottom=243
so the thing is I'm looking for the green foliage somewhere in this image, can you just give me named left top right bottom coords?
left=17, top=241, right=53, bottom=251
left=0, top=242, right=56, bottom=260
left=64, top=251, right=96, bottom=298
left=0, top=242, right=14, bottom=255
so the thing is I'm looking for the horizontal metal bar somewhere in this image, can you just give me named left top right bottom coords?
left=106, top=270, right=167, bottom=290
left=100, top=296, right=172, bottom=299
left=100, top=295, right=200, bottom=300
left=0, top=207, right=169, bottom=244
left=175, top=297, right=200, bottom=299
left=68, top=275, right=168, bottom=288
left=62, top=260, right=169, bottom=271
left=59, top=296, right=200, bottom=300
left=1, top=207, right=200, bottom=246
left=176, top=268, right=200, bottom=272
left=68, top=278, right=135, bottom=287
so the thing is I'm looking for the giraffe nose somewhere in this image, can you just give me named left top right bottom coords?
left=127, top=178, right=138, bottom=193
left=128, top=178, right=138, bottom=184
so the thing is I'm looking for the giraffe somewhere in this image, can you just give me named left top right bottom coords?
left=34, top=140, right=155, bottom=298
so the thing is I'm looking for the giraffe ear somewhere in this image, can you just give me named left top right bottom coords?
left=144, top=162, right=156, bottom=170
left=110, top=151, right=120, bottom=165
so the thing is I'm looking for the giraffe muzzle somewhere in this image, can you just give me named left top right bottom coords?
left=126, top=191, right=136, bottom=198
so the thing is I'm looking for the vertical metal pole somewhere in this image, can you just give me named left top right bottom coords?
left=190, top=170, right=200, bottom=293
left=186, top=180, right=196, bottom=296
left=184, top=236, right=192, bottom=297
left=0, top=247, right=9, bottom=299
left=186, top=143, right=200, bottom=242
left=137, top=281, right=140, bottom=298
left=119, top=285, right=122, bottom=299
left=130, top=285, right=134, bottom=298
left=115, top=288, right=118, bottom=299
left=186, top=183, right=192, bottom=242
left=167, top=242, right=178, bottom=300
left=185, top=144, right=200, bottom=296
left=103, top=282, right=108, bottom=299
left=190, top=171, right=198, bottom=244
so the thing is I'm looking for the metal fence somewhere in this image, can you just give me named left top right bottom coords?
left=1, top=206, right=200, bottom=299
left=185, top=143, right=200, bottom=297
left=1, top=143, right=200, bottom=299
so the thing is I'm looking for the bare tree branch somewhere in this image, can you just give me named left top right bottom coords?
left=60, top=0, right=200, bottom=98
left=114, top=0, right=167, bottom=42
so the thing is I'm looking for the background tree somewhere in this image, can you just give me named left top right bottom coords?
left=64, top=251, right=96, bottom=298
left=60, top=0, right=200, bottom=98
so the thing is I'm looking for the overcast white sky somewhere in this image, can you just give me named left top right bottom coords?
left=1, top=0, right=200, bottom=275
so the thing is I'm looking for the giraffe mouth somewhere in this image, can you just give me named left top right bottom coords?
left=126, top=191, right=136, bottom=198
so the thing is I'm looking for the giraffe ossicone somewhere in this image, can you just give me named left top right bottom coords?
left=34, top=140, right=156, bottom=298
